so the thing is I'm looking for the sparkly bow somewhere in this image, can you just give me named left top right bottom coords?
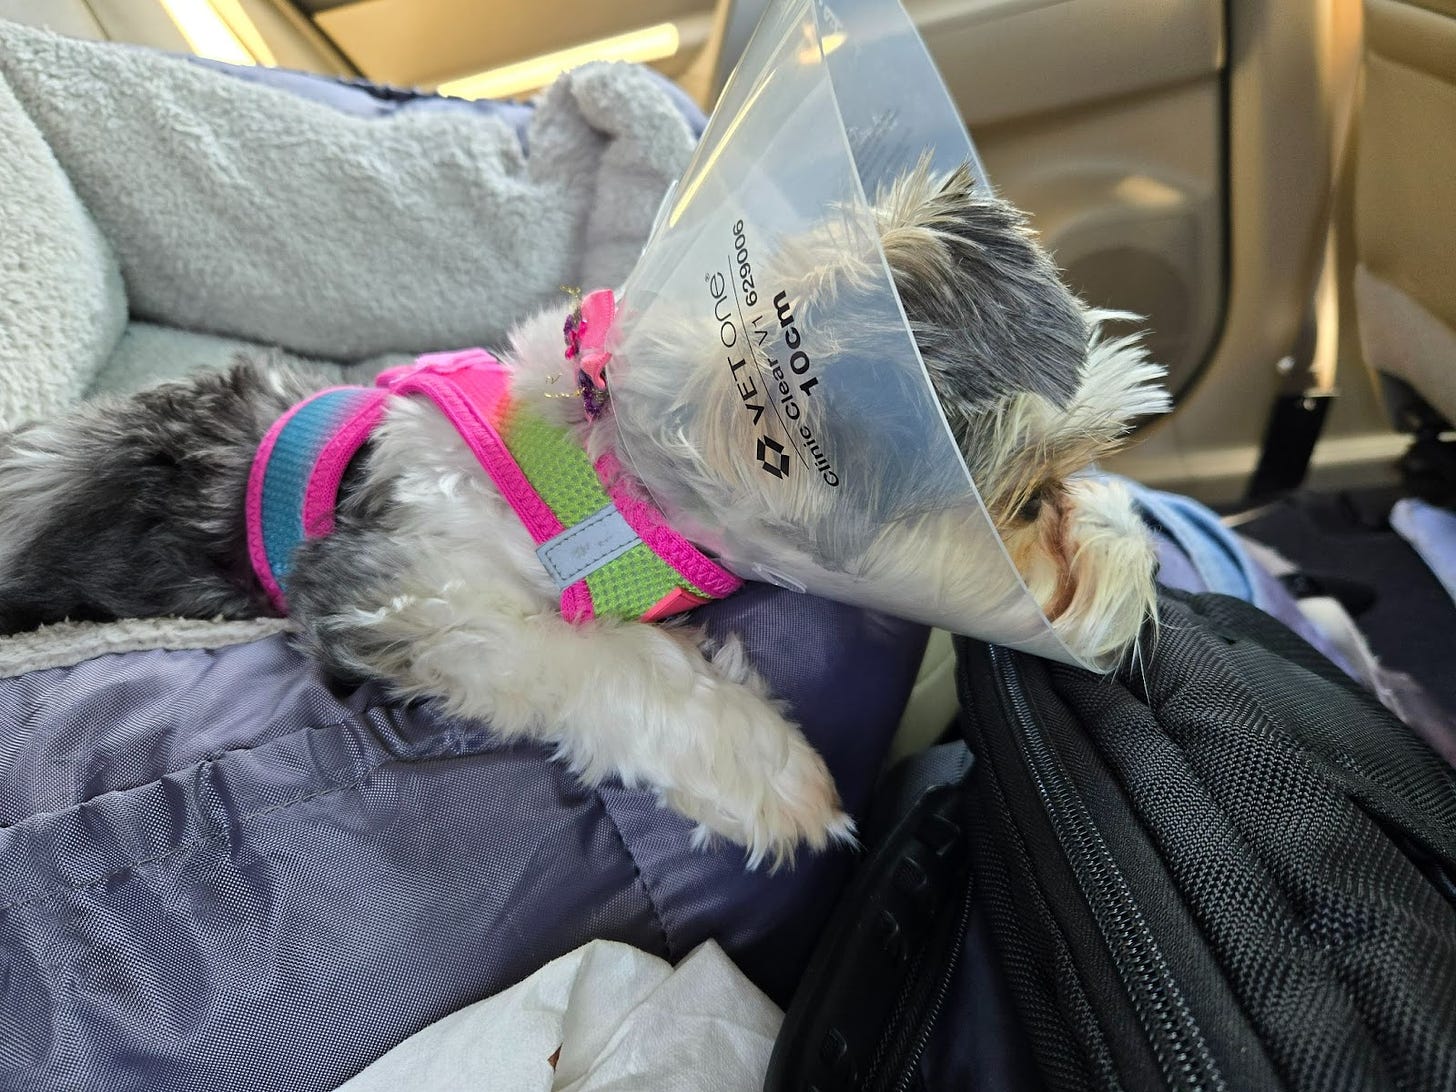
left=564, top=289, right=616, bottom=420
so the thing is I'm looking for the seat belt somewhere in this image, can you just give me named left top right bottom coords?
left=1243, top=25, right=1360, bottom=505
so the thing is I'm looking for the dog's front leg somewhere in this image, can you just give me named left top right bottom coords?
left=296, top=576, right=854, bottom=868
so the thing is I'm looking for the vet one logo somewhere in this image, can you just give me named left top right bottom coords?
left=707, top=219, right=839, bottom=489
left=757, top=435, right=790, bottom=479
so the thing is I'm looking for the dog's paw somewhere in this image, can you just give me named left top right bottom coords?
left=667, top=708, right=856, bottom=871
left=749, top=731, right=857, bottom=870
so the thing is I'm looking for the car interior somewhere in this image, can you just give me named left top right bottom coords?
left=7, top=0, right=1450, bottom=750
left=1, top=0, right=1453, bottom=1087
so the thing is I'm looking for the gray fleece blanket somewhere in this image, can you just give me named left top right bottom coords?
left=0, top=19, right=694, bottom=429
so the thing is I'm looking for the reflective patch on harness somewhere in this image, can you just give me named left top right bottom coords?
left=536, top=503, right=642, bottom=589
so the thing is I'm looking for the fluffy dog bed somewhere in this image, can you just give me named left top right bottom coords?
left=0, top=23, right=928, bottom=1092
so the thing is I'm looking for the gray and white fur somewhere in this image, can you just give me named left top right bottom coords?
left=0, top=165, right=1168, bottom=866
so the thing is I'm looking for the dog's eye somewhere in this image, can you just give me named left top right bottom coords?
left=1017, top=491, right=1045, bottom=523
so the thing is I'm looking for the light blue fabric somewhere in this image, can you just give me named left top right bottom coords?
left=1391, top=497, right=1456, bottom=606
left=1126, top=481, right=1272, bottom=609
left=1119, top=477, right=1356, bottom=672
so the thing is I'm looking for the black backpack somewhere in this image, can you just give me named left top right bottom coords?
left=767, top=591, right=1456, bottom=1091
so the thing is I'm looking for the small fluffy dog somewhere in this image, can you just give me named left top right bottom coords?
left=0, top=164, right=1167, bottom=866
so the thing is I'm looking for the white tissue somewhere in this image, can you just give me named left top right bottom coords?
left=337, top=940, right=782, bottom=1092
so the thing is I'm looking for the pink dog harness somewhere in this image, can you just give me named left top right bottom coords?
left=246, top=298, right=742, bottom=621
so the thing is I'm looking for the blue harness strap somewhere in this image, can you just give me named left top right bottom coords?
left=247, top=386, right=391, bottom=609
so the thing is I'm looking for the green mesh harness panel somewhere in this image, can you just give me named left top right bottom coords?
left=501, top=406, right=715, bottom=619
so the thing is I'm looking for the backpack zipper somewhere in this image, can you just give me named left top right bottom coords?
left=989, top=645, right=1227, bottom=1092
left=887, top=855, right=975, bottom=1092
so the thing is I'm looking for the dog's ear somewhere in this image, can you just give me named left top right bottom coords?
left=874, top=160, right=1090, bottom=415
left=972, top=315, right=1169, bottom=525
left=1054, top=313, right=1171, bottom=452
left=873, top=157, right=975, bottom=277
left=752, top=157, right=975, bottom=322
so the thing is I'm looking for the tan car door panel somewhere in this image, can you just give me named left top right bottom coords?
left=0, top=0, right=107, bottom=38
left=1355, top=0, right=1456, bottom=426
left=904, top=0, right=1225, bottom=424
left=915, top=0, right=1222, bottom=127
